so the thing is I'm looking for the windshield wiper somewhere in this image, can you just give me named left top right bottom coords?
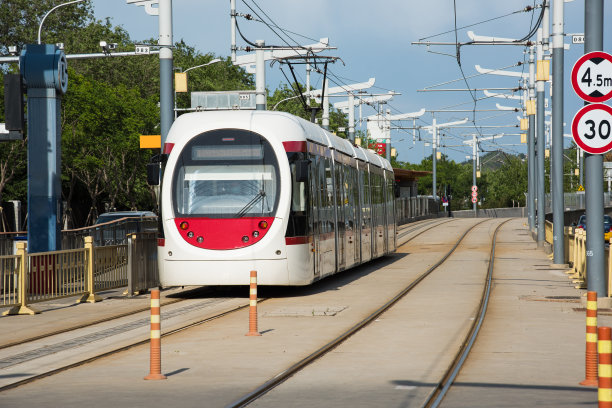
left=235, top=190, right=266, bottom=218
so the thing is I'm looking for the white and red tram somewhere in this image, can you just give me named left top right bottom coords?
left=158, top=110, right=396, bottom=286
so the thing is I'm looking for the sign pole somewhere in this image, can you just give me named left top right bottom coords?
left=536, top=28, right=546, bottom=247
left=584, top=0, right=605, bottom=296
left=552, top=0, right=566, bottom=264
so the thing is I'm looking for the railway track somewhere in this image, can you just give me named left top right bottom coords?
left=0, top=217, right=448, bottom=393
left=226, top=218, right=509, bottom=408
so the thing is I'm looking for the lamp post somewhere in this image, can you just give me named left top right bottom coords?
left=37, top=0, right=85, bottom=44
left=174, top=58, right=221, bottom=117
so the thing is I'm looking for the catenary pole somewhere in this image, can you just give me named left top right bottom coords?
left=348, top=93, right=355, bottom=142
left=159, top=0, right=173, bottom=146
left=255, top=40, right=266, bottom=110
left=552, top=0, right=565, bottom=264
left=432, top=116, right=438, bottom=200
left=536, top=28, right=546, bottom=247
left=528, top=47, right=536, bottom=234
left=322, top=78, right=329, bottom=130
left=584, top=0, right=605, bottom=296
left=473, top=134, right=477, bottom=213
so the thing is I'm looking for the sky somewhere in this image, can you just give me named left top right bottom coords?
left=90, top=0, right=611, bottom=164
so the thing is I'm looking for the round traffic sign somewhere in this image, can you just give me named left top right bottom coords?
left=471, top=191, right=478, bottom=198
left=571, top=52, right=612, bottom=103
left=571, top=103, right=612, bottom=154
left=471, top=185, right=478, bottom=192
left=471, top=197, right=477, bottom=204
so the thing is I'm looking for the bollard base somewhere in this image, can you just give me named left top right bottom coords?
left=144, top=373, right=167, bottom=380
left=246, top=331, right=262, bottom=337
left=2, top=305, right=40, bottom=316
left=76, top=292, right=103, bottom=304
left=581, top=296, right=612, bottom=309
left=579, top=378, right=598, bottom=387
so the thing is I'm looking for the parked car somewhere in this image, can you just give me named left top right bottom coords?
left=94, top=211, right=157, bottom=246
left=575, top=214, right=612, bottom=242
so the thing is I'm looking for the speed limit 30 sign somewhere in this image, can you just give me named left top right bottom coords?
left=571, top=103, right=612, bottom=154
left=571, top=51, right=612, bottom=103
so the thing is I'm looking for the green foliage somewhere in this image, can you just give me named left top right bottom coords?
left=484, top=155, right=527, bottom=207
left=62, top=70, right=160, bottom=225
left=0, top=0, right=92, bottom=55
left=0, top=4, right=255, bottom=227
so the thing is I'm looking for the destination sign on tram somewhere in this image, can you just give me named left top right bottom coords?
left=571, top=51, right=612, bottom=103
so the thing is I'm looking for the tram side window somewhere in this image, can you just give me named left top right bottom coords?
left=286, top=152, right=309, bottom=237
left=362, top=170, right=371, bottom=229
left=352, top=166, right=360, bottom=229
left=325, top=157, right=334, bottom=234
left=334, top=160, right=345, bottom=235
left=386, top=173, right=394, bottom=223
left=318, top=156, right=329, bottom=235
left=344, top=165, right=353, bottom=231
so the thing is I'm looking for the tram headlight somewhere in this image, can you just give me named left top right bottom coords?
left=252, top=231, right=260, bottom=238
left=242, top=235, right=249, bottom=243
left=187, top=231, right=194, bottom=238
left=197, top=236, right=204, bottom=243
left=180, top=221, right=189, bottom=230
left=258, top=221, right=268, bottom=229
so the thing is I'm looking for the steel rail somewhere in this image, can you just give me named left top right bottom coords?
left=0, top=300, right=256, bottom=392
left=397, top=218, right=456, bottom=242
left=226, top=218, right=491, bottom=408
left=422, top=218, right=512, bottom=408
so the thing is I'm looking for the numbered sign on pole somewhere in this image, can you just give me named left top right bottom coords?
left=571, top=52, right=612, bottom=103
left=571, top=104, right=612, bottom=154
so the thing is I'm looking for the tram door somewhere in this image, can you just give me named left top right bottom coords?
left=310, top=155, right=321, bottom=279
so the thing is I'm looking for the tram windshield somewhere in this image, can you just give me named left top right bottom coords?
left=173, top=129, right=280, bottom=218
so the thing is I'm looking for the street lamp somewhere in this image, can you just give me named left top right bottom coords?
left=183, top=58, right=222, bottom=74
left=174, top=58, right=222, bottom=118
left=38, top=0, right=85, bottom=44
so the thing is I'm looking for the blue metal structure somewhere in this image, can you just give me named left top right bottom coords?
left=20, top=44, right=68, bottom=253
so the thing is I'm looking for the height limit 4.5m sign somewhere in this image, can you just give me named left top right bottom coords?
left=571, top=51, right=612, bottom=103
left=572, top=104, right=612, bottom=154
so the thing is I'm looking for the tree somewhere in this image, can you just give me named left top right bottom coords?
left=485, top=155, right=528, bottom=208
left=62, top=71, right=159, bottom=225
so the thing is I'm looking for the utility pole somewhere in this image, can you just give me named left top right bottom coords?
left=158, top=0, right=173, bottom=146
left=584, top=0, right=605, bottom=295
left=127, top=0, right=173, bottom=146
left=551, top=0, right=566, bottom=264
left=473, top=134, right=478, bottom=213
left=335, top=92, right=396, bottom=143
left=422, top=117, right=468, bottom=201
left=536, top=28, right=546, bottom=247
left=255, top=40, right=266, bottom=110
left=322, top=78, right=329, bottom=130
left=528, top=48, right=537, bottom=234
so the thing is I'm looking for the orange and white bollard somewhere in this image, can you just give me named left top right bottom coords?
left=599, top=327, right=612, bottom=407
left=144, top=289, right=167, bottom=380
left=581, top=291, right=599, bottom=386
left=246, top=270, right=261, bottom=337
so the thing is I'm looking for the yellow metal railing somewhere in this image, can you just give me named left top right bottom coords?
left=1, top=253, right=21, bottom=309
left=93, top=244, right=128, bottom=292
left=1, top=237, right=128, bottom=315
left=562, top=228, right=612, bottom=295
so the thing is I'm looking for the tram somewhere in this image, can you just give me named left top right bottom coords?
left=157, top=110, right=396, bottom=286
